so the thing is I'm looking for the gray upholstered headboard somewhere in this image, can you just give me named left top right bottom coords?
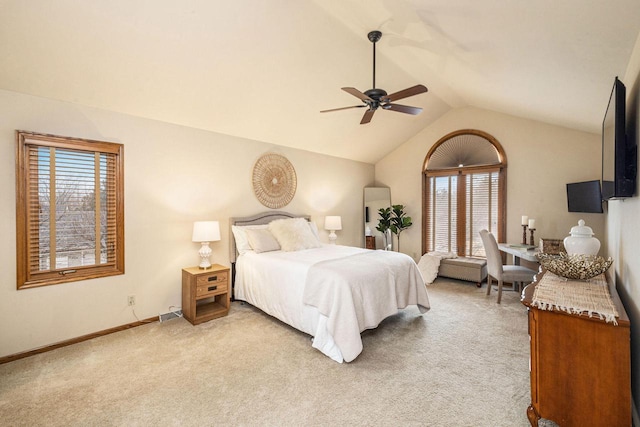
left=228, top=211, right=311, bottom=263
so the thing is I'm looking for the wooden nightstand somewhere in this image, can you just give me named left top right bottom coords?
left=365, top=236, right=376, bottom=250
left=182, top=264, right=230, bottom=325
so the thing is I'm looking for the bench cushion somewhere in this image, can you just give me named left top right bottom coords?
left=438, top=257, right=487, bottom=284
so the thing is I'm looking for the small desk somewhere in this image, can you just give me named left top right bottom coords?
left=498, top=243, right=539, bottom=265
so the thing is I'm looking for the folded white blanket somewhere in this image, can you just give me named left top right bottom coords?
left=303, top=250, right=430, bottom=363
left=417, top=252, right=457, bottom=284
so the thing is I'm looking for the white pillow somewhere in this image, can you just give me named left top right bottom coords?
left=246, top=228, right=281, bottom=253
left=231, top=224, right=269, bottom=255
left=308, top=221, right=320, bottom=240
left=268, top=218, right=321, bottom=251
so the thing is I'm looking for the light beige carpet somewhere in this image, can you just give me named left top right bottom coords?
left=0, top=279, right=545, bottom=426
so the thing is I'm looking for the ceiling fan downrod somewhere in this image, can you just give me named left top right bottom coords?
left=368, top=30, right=382, bottom=89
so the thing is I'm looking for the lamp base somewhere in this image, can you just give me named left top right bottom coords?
left=328, top=230, right=337, bottom=244
left=198, top=242, right=212, bottom=269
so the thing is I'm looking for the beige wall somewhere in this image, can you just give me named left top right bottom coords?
left=608, top=32, right=640, bottom=421
left=0, top=90, right=373, bottom=358
left=375, top=106, right=603, bottom=262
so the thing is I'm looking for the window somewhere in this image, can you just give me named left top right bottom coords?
left=422, top=130, right=506, bottom=257
left=16, top=131, right=124, bottom=289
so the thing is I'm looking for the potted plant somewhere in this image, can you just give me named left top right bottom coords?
left=390, top=204, right=412, bottom=252
left=376, top=207, right=392, bottom=250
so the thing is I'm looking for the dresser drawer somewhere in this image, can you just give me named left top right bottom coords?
left=196, top=280, right=228, bottom=298
left=196, top=271, right=228, bottom=287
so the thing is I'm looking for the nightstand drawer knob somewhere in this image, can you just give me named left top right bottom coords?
left=208, top=285, right=217, bottom=292
left=208, top=276, right=217, bottom=282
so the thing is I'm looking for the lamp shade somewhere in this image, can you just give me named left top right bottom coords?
left=324, top=216, right=342, bottom=231
left=192, top=221, right=221, bottom=242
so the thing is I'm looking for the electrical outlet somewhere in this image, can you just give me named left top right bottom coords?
left=128, top=295, right=135, bottom=306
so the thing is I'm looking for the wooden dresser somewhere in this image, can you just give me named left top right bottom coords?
left=521, top=271, right=631, bottom=426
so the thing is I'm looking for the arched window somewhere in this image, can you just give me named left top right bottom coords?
left=422, top=129, right=507, bottom=257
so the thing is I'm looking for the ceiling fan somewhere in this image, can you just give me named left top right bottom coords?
left=321, top=30, right=428, bottom=124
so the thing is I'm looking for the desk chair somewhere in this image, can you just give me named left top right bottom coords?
left=480, top=229, right=537, bottom=303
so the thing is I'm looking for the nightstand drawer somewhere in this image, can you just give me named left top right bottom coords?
left=196, top=271, right=228, bottom=287
left=196, top=280, right=228, bottom=298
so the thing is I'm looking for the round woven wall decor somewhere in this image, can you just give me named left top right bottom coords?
left=252, top=153, right=297, bottom=209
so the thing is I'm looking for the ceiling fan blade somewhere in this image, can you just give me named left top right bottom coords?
left=342, top=87, right=373, bottom=102
left=360, top=109, right=376, bottom=124
left=384, top=84, right=428, bottom=102
left=320, top=105, right=366, bottom=113
left=384, top=103, right=423, bottom=115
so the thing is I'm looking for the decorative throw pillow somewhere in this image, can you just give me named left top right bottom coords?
left=231, top=224, right=269, bottom=255
left=245, top=228, right=281, bottom=253
left=268, top=218, right=321, bottom=251
left=308, top=221, right=320, bottom=240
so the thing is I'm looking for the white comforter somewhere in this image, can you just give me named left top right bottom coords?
left=235, top=245, right=430, bottom=362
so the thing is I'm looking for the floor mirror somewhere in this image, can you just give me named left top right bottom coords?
left=363, top=187, right=391, bottom=250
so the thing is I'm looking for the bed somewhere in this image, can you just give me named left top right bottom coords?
left=229, top=211, right=430, bottom=363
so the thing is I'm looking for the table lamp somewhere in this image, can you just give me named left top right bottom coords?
left=192, top=221, right=221, bottom=269
left=324, top=216, right=342, bottom=244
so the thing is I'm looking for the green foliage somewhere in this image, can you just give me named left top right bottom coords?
left=390, top=204, right=412, bottom=251
left=376, top=207, right=391, bottom=233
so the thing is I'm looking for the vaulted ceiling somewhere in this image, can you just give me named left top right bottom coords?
left=1, top=1, right=639, bottom=164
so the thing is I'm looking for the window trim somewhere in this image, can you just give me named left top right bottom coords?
left=422, top=129, right=507, bottom=256
left=15, top=131, right=125, bottom=289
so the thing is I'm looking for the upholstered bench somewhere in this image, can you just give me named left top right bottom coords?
left=438, top=257, right=488, bottom=287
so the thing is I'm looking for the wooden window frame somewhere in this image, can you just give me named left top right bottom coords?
left=422, top=129, right=507, bottom=256
left=15, top=131, right=124, bottom=289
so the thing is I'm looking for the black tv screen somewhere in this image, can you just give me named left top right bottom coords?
left=567, top=180, right=603, bottom=213
left=602, top=76, right=636, bottom=199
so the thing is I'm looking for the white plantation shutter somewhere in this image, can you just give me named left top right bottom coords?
left=17, top=131, right=124, bottom=289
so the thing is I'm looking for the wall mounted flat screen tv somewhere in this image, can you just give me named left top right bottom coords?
left=601, top=76, right=636, bottom=199
left=567, top=180, right=603, bottom=213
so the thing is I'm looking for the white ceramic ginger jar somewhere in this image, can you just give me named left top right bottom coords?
left=563, top=219, right=600, bottom=256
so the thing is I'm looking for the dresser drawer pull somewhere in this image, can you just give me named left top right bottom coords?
left=208, top=276, right=217, bottom=282
left=207, top=285, right=218, bottom=292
